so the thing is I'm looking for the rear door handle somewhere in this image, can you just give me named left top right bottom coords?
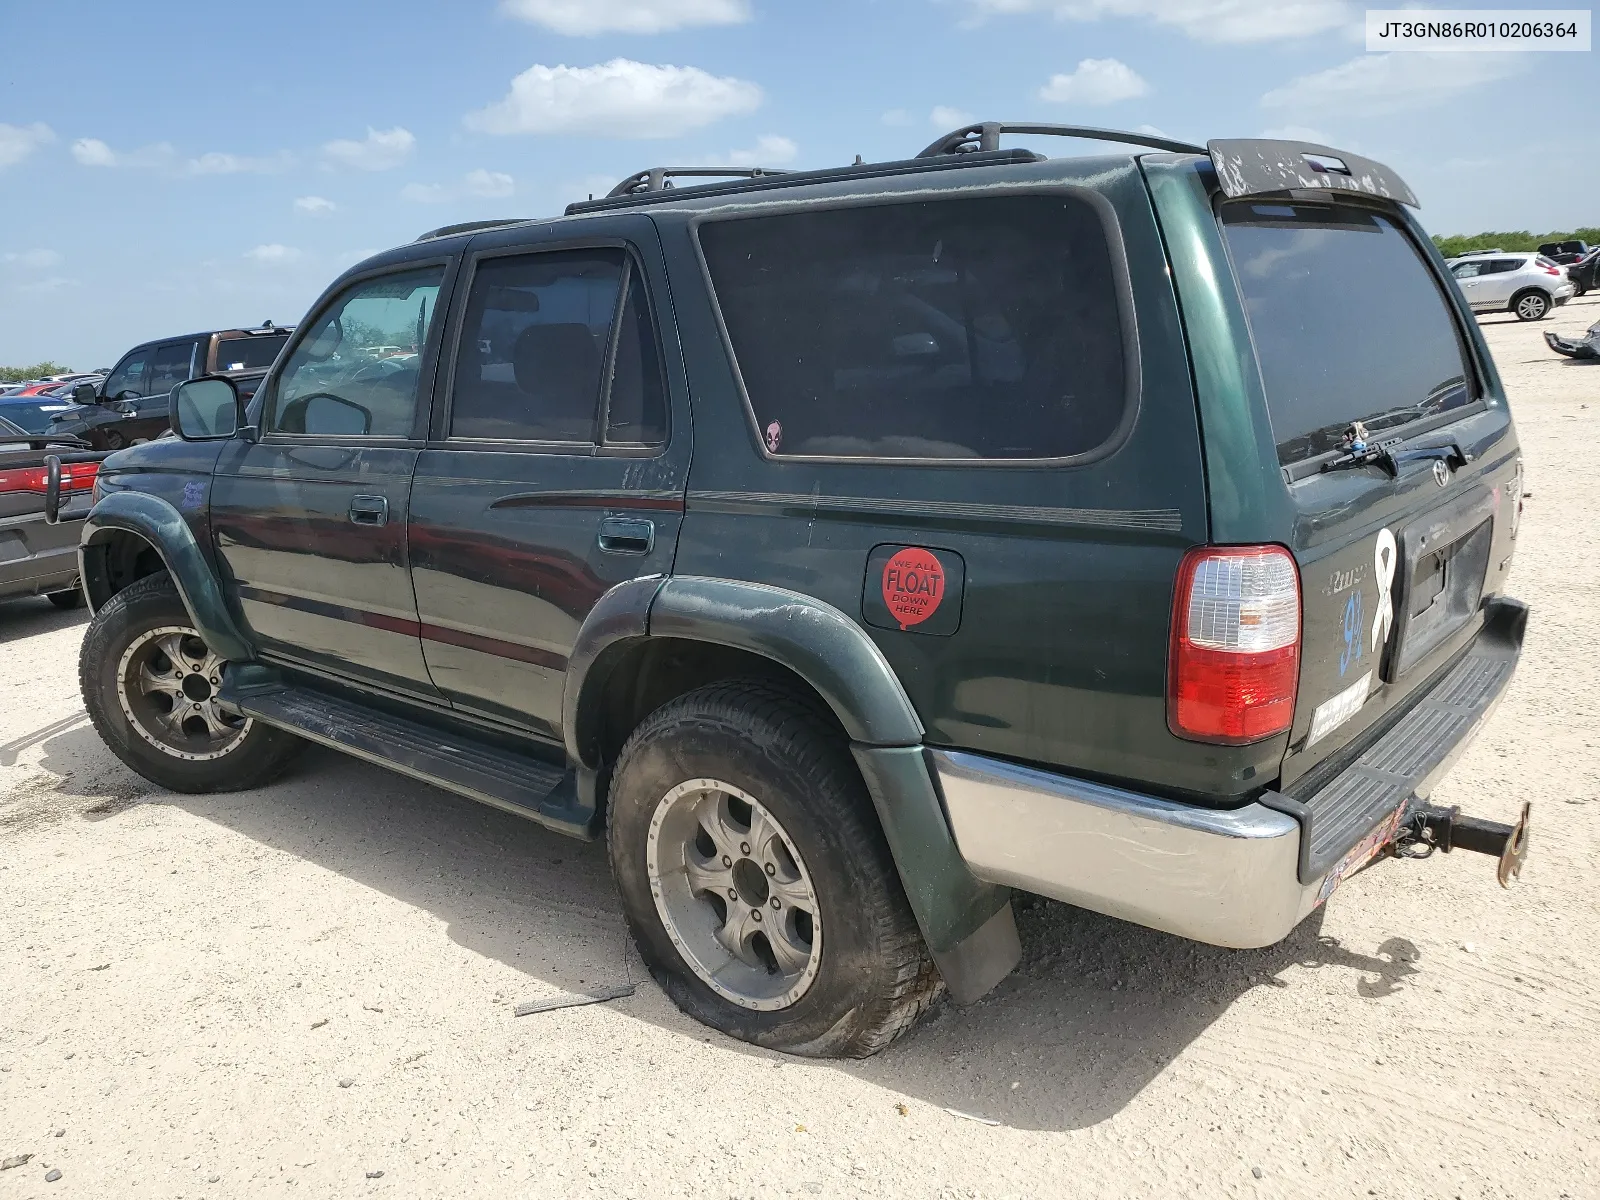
left=349, top=495, right=388, bottom=526
left=597, top=516, right=654, bottom=555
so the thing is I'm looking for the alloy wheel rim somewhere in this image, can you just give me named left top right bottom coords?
left=116, top=625, right=250, bottom=761
left=646, top=778, right=823, bottom=1011
left=1519, top=295, right=1545, bottom=318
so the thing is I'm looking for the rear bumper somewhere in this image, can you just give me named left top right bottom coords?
left=1544, top=330, right=1599, bottom=359
left=935, top=597, right=1526, bottom=949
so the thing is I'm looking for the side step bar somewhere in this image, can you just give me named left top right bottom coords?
left=219, top=671, right=594, bottom=838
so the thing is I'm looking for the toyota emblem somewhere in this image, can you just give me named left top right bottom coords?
left=1432, top=459, right=1450, bottom=487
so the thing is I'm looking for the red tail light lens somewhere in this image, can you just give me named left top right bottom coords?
left=0, top=461, right=100, bottom=496
left=1169, top=545, right=1301, bottom=744
left=1546, top=266, right=1563, bottom=276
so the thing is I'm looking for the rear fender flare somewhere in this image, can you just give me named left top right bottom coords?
left=563, top=576, right=1015, bottom=987
left=79, top=491, right=254, bottom=663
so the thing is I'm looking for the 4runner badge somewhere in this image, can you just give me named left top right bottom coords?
left=862, top=545, right=965, bottom=637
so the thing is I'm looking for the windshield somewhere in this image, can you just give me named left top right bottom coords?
left=214, top=333, right=290, bottom=372
left=0, top=399, right=76, bottom=433
left=1221, top=201, right=1475, bottom=466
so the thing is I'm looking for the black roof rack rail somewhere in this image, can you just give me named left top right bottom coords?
left=564, top=149, right=1040, bottom=216
left=413, top=218, right=526, bottom=243
left=605, top=166, right=787, bottom=199
left=918, top=121, right=1205, bottom=159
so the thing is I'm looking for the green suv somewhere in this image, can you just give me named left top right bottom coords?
left=68, top=124, right=1532, bottom=1057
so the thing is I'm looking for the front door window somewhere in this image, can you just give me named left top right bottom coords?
left=271, top=266, right=445, bottom=438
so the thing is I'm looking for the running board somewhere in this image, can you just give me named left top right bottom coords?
left=219, top=672, right=593, bottom=838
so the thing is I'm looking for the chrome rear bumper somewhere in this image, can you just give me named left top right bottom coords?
left=934, top=599, right=1526, bottom=950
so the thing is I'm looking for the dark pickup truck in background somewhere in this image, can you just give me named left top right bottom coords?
left=48, top=324, right=292, bottom=450
left=0, top=416, right=104, bottom=609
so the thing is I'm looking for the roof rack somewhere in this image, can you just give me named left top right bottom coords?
left=414, top=218, right=526, bottom=243
left=564, top=149, right=1039, bottom=216
left=919, top=121, right=1205, bottom=159
left=604, top=166, right=787, bottom=199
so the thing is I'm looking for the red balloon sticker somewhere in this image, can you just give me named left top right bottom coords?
left=881, top=547, right=945, bottom=630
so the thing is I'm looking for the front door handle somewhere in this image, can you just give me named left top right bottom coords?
left=349, top=495, right=388, bottom=527
left=597, top=516, right=654, bottom=555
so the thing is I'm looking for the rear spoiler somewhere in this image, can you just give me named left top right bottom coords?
left=1207, top=139, right=1419, bottom=208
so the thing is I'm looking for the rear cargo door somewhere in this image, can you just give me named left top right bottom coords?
left=1217, top=199, right=1522, bottom=792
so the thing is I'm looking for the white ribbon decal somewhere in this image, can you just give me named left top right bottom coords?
left=1370, top=527, right=1396, bottom=653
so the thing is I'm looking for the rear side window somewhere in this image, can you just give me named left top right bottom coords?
left=699, top=194, right=1128, bottom=460
left=147, top=341, right=197, bottom=395
left=1221, top=201, right=1475, bottom=466
left=450, top=249, right=666, bottom=446
left=216, top=334, right=290, bottom=372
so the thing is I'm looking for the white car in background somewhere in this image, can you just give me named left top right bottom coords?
left=1448, top=251, right=1575, bottom=321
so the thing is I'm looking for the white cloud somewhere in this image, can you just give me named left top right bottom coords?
left=322, top=126, right=416, bottom=171
left=965, top=0, right=1354, bottom=43
left=930, top=106, right=976, bottom=128
left=501, top=0, right=750, bottom=35
left=244, top=244, right=302, bottom=264
left=294, top=195, right=337, bottom=214
left=1261, top=52, right=1526, bottom=118
left=185, top=150, right=293, bottom=175
left=0, top=122, right=54, bottom=169
left=1038, top=57, right=1149, bottom=105
left=881, top=108, right=914, bottom=127
left=3, top=248, right=63, bottom=270
left=726, top=135, right=798, bottom=166
left=465, top=59, right=762, bottom=138
left=1259, top=124, right=1339, bottom=146
left=402, top=169, right=517, bottom=203
left=70, top=137, right=176, bottom=169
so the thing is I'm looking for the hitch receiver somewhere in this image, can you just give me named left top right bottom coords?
left=1401, top=800, right=1531, bottom=888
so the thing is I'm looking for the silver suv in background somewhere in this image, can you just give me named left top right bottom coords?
left=1448, top=251, right=1575, bottom=320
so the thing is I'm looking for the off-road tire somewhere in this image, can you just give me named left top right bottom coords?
left=1512, top=289, right=1551, bottom=321
left=47, top=588, right=84, bottom=610
left=80, top=572, right=301, bottom=793
left=100, top=429, right=127, bottom=451
left=608, top=681, right=941, bottom=1057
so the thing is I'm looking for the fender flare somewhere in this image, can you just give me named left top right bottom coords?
left=561, top=576, right=1016, bottom=995
left=79, top=491, right=254, bottom=663
left=562, top=575, right=924, bottom=769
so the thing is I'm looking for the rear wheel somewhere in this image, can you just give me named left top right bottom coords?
left=1513, top=290, right=1551, bottom=321
left=607, top=682, right=940, bottom=1057
left=80, top=572, right=301, bottom=793
left=100, top=429, right=127, bottom=451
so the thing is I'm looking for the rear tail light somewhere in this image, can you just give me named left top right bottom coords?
left=1546, top=267, right=1563, bottom=276
left=1169, top=545, right=1301, bottom=744
left=0, top=461, right=100, bottom=496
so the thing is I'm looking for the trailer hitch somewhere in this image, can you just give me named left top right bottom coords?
left=1396, top=799, right=1531, bottom=888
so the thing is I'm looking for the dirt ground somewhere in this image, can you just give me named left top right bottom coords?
left=2, top=295, right=1597, bottom=1200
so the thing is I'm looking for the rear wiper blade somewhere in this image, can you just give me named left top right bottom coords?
left=1320, top=433, right=1472, bottom=479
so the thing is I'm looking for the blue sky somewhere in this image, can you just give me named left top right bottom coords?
left=1, top=0, right=1594, bottom=369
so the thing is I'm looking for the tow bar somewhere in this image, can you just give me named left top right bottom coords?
left=1397, top=799, right=1532, bottom=888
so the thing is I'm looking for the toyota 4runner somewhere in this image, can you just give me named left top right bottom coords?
left=63, top=125, right=1532, bottom=1057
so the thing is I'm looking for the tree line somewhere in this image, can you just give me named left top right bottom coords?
left=1433, top=228, right=1599, bottom=258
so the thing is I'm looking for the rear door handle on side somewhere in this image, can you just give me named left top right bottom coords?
left=349, top=495, right=389, bottom=526
left=597, top=516, right=655, bottom=555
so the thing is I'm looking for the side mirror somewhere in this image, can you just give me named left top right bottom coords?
left=72, top=383, right=97, bottom=404
left=170, top=376, right=245, bottom=441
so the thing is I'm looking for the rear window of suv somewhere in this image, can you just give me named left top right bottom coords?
left=698, top=194, right=1129, bottom=460
left=1221, top=201, right=1475, bottom=466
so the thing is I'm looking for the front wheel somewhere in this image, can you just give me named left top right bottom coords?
left=79, top=572, right=302, bottom=793
left=607, top=682, right=940, bottom=1057
left=1513, top=290, right=1552, bottom=321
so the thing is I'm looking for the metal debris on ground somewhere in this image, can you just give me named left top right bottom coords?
left=943, top=1108, right=1001, bottom=1126
left=512, top=982, right=635, bottom=1016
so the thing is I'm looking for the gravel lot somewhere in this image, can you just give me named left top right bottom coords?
left=2, top=295, right=1597, bottom=1199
